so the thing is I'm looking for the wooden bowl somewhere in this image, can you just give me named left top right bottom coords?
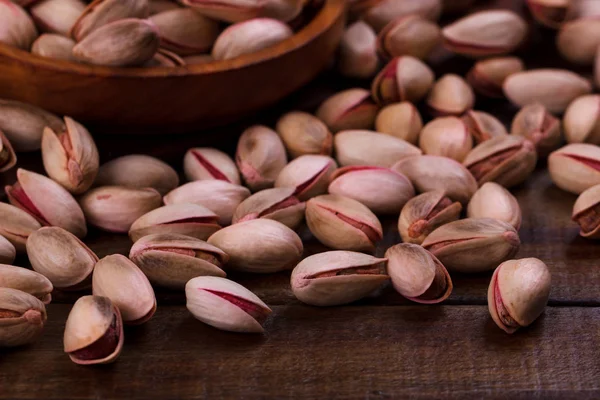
left=0, top=0, right=346, bottom=134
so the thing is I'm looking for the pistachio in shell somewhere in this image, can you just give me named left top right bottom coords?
left=511, top=103, right=562, bottom=156
left=572, top=183, right=600, bottom=239
left=466, top=56, right=525, bottom=98
left=375, top=102, right=422, bottom=144
left=0, top=265, right=53, bottom=304
left=0, top=203, right=42, bottom=253
left=548, top=143, right=600, bottom=194
left=468, top=182, right=522, bottom=230
left=563, top=95, right=600, bottom=145
left=183, top=147, right=241, bottom=184
left=338, top=21, right=379, bottom=79
left=315, top=88, right=379, bottom=133
left=0, top=0, right=38, bottom=50
left=70, top=0, right=149, bottom=41
left=31, top=33, right=76, bottom=61
left=371, top=56, right=435, bottom=105
left=362, top=0, right=441, bottom=32
left=0, top=287, right=47, bottom=347
left=462, top=110, right=508, bottom=145
left=276, top=111, right=333, bottom=158
left=274, top=155, right=337, bottom=200
left=426, top=74, right=475, bottom=117
left=232, top=187, right=305, bottom=230
left=376, top=14, right=441, bottom=61
left=419, top=116, right=473, bottom=162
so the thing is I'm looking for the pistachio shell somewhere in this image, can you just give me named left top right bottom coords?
left=145, top=48, right=186, bottom=67
left=276, top=111, right=333, bottom=158
left=31, top=33, right=76, bottom=61
left=572, top=0, right=600, bottom=19
left=375, top=102, right=422, bottom=144
left=30, top=0, right=86, bottom=36
left=419, top=116, right=473, bottom=162
left=376, top=14, right=441, bottom=61
left=233, top=187, right=305, bottom=229
left=0, top=0, right=38, bottom=50
left=527, top=0, right=571, bottom=28
left=511, top=103, right=562, bottom=156
left=338, top=21, right=379, bottom=79
left=0, top=265, right=53, bottom=304
left=362, top=0, right=441, bottom=32
left=0, top=130, right=17, bottom=173
left=548, top=143, right=600, bottom=194
left=572, top=183, right=600, bottom=238
left=70, top=0, right=149, bottom=41
left=371, top=56, right=435, bottom=105
left=557, top=18, right=600, bottom=65
left=274, top=155, right=337, bottom=200
left=316, top=88, right=379, bottom=133
left=426, top=74, right=475, bottom=117
left=466, top=57, right=525, bottom=98
left=0, top=203, right=41, bottom=253
left=0, top=288, right=46, bottom=347
left=563, top=95, right=600, bottom=145
left=463, top=110, right=508, bottom=144
left=467, top=182, right=522, bottom=230
left=183, top=147, right=241, bottom=184
left=0, top=235, right=15, bottom=265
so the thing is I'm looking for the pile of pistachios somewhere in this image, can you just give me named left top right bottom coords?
left=3, top=0, right=600, bottom=365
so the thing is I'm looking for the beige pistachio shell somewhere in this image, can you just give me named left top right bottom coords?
left=0, top=235, right=15, bottom=265
left=70, top=0, right=149, bottom=41
left=63, top=295, right=124, bottom=365
left=376, top=14, right=440, bottom=61
left=291, top=251, right=389, bottom=307
left=31, top=33, right=76, bottom=61
left=0, top=130, right=17, bottom=173
left=468, top=182, right=522, bottom=230
left=557, top=18, right=600, bottom=65
left=0, top=288, right=47, bottom=347
left=462, top=110, right=508, bottom=144
left=232, top=187, right=305, bottom=229
left=549, top=143, right=600, bottom=194
left=186, top=276, right=272, bottom=333
left=467, top=56, right=525, bottom=98
left=511, top=103, right=562, bottom=156
left=419, top=116, right=473, bottom=162
left=362, top=0, right=441, bottom=32
left=276, top=111, right=333, bottom=158
left=426, top=74, right=475, bottom=117
left=0, top=203, right=41, bottom=253
left=274, top=155, right=337, bottom=200
left=488, top=258, right=551, bottom=334
left=183, top=147, right=241, bottom=184
left=527, top=0, right=571, bottom=28
left=563, top=95, right=600, bottom=145
left=30, top=0, right=86, bottom=36
left=208, top=219, right=303, bottom=273
left=371, top=56, right=435, bottom=105
left=0, top=0, right=38, bottom=50
left=375, top=102, right=422, bottom=144
left=338, top=21, right=379, bottom=79
left=422, top=218, right=521, bottom=273
left=0, top=265, right=53, bottom=304
left=572, top=183, right=600, bottom=238
left=315, top=88, right=379, bottom=133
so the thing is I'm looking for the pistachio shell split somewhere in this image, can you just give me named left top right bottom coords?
left=375, top=102, right=422, bottom=144
left=511, top=103, right=562, bottom=156
left=338, top=21, right=379, bottom=79
left=0, top=0, right=38, bottom=50
left=183, top=147, right=241, bottom=184
left=276, top=111, right=333, bottom=158
left=291, top=251, right=389, bottom=306
left=468, top=182, right=522, bottom=230
left=274, top=155, right=337, bottom=200
left=0, top=288, right=47, bottom=347
left=232, top=188, right=305, bottom=229
left=371, top=56, right=435, bottom=105
left=572, top=183, right=600, bottom=238
left=362, top=0, right=441, bottom=32
left=563, top=95, right=600, bottom=145
left=0, top=130, right=17, bottom=173
left=557, top=18, right=600, bottom=65
left=376, top=15, right=441, bottom=61
left=0, top=203, right=41, bottom=253
left=419, top=117, right=473, bottom=162
left=31, top=33, right=76, bottom=61
left=70, top=0, right=149, bottom=41
left=466, top=57, right=525, bottom=98
left=548, top=143, right=600, bottom=194
left=0, top=265, right=53, bottom=304
left=30, top=0, right=86, bottom=37
left=426, top=74, right=475, bottom=117
left=315, top=89, right=379, bottom=133
left=462, top=110, right=508, bottom=144
left=527, top=0, right=571, bottom=28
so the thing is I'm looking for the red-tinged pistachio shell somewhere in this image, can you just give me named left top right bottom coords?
left=557, top=18, right=600, bottom=65
left=291, top=251, right=389, bottom=306
left=30, top=0, right=86, bottom=36
left=0, top=236, right=15, bottom=265
left=511, top=103, right=562, bottom=156
left=70, top=0, right=149, bottom=41
left=503, top=69, right=592, bottom=114
left=422, top=218, right=521, bottom=273
left=0, top=0, right=38, bottom=50
left=182, top=0, right=265, bottom=23
left=129, top=203, right=221, bottom=242
left=328, top=166, right=415, bottom=215
left=442, top=10, right=528, bottom=58
left=362, top=0, right=441, bottom=32
left=184, top=147, right=240, bottom=184
left=548, top=143, right=600, bottom=194
left=183, top=53, right=214, bottom=64
left=31, top=33, right=76, bottom=61
left=0, top=265, right=53, bottom=304
left=145, top=48, right=186, bottom=67
left=305, top=194, right=383, bottom=252
left=274, top=155, right=337, bottom=200
left=376, top=15, right=441, bottom=60
left=467, top=182, right=522, bottom=230
left=64, top=295, right=124, bottom=365
left=392, top=155, right=478, bottom=205
left=572, top=183, right=600, bottom=238
left=276, top=111, right=333, bottom=158
left=375, top=102, right=422, bottom=144
left=563, top=95, right=600, bottom=145
left=419, top=116, right=473, bottom=162
left=185, top=276, right=272, bottom=333
left=130, top=233, right=228, bottom=289
left=385, top=243, right=452, bottom=304
left=463, top=136, right=538, bottom=189
left=0, top=130, right=16, bottom=173
left=0, top=288, right=47, bottom=347
left=371, top=56, right=435, bottom=105
left=232, top=188, right=304, bottom=228
left=316, top=88, right=379, bottom=133
left=463, top=110, right=508, bottom=145
left=398, top=190, right=462, bottom=245
left=488, top=258, right=551, bottom=334
left=426, top=74, right=475, bottom=117
left=467, top=57, right=525, bottom=98
left=0, top=203, right=42, bottom=253
left=338, top=21, right=379, bottom=79
left=6, top=169, right=87, bottom=238
left=149, top=0, right=180, bottom=15
left=527, top=0, right=571, bottom=28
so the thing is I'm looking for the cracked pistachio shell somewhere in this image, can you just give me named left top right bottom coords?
left=6, top=169, right=87, bottom=238
left=427, top=74, right=475, bottom=117
left=385, top=243, right=452, bottom=304
left=371, top=56, right=435, bottom=105
left=232, top=187, right=305, bottom=229
left=274, top=155, right=337, bottom=200
left=236, top=125, right=288, bottom=191
left=164, top=180, right=251, bottom=225
left=30, top=0, right=86, bottom=36
left=0, top=130, right=17, bottom=173
left=442, top=10, right=528, bottom=57
left=375, top=102, right=422, bottom=144
left=0, top=0, right=38, bottom=50
left=306, top=194, right=383, bottom=252
left=511, top=103, right=562, bottom=156
left=70, top=0, right=149, bottom=41
left=208, top=219, right=303, bottom=273
left=92, top=255, right=156, bottom=325
left=419, top=116, right=473, bottom=162
left=276, top=111, right=333, bottom=158
left=463, top=110, right=508, bottom=145
left=563, top=95, right=600, bottom=145
left=26, top=227, right=98, bottom=289
left=0, top=203, right=41, bottom=253
left=0, top=265, right=53, bottom=304
left=291, top=251, right=389, bottom=306
left=186, top=276, right=272, bottom=333
left=488, top=258, right=551, bottom=334
left=0, top=288, right=47, bottom=347
left=0, top=235, right=15, bottom=264
left=503, top=69, right=592, bottom=114
left=316, top=88, right=379, bottom=133
left=548, top=143, right=600, bottom=194
left=572, top=183, right=600, bottom=238
left=392, top=155, right=477, bottom=205
left=338, top=21, right=379, bottom=79
left=334, top=130, right=422, bottom=168
left=328, top=166, right=415, bottom=215
left=183, top=147, right=240, bottom=184
left=42, top=117, right=99, bottom=194
left=467, top=182, right=522, bottom=230
left=467, top=57, right=525, bottom=98
left=398, top=190, right=462, bottom=245
left=362, top=0, right=441, bottom=32
left=463, top=136, right=538, bottom=189
left=64, top=295, right=124, bottom=365
left=31, top=33, right=76, bottom=61
left=377, top=15, right=441, bottom=60
left=129, top=203, right=221, bottom=242
left=527, top=0, right=571, bottom=28
left=557, top=18, right=600, bottom=65
left=422, top=218, right=521, bottom=273
left=130, top=233, right=227, bottom=289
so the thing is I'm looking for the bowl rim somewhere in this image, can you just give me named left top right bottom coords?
left=0, top=0, right=345, bottom=78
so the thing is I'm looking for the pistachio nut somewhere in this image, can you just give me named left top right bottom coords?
left=315, top=88, right=379, bottom=133
left=0, top=288, right=46, bottom=347
left=208, top=219, right=303, bottom=273
left=232, top=187, right=304, bottom=229
left=70, top=0, right=149, bottom=41
left=145, top=48, right=186, bottom=66
left=422, top=218, right=520, bottom=273
left=462, top=110, right=508, bottom=144
left=0, top=130, right=17, bottom=173
left=467, top=182, right=522, bottom=230
left=276, top=111, right=333, bottom=158
left=0, top=203, right=42, bottom=253
left=73, top=18, right=160, bottom=67
left=527, top=0, right=571, bottom=28
left=385, top=243, right=452, bottom=304
left=334, top=130, right=422, bottom=168
left=557, top=18, right=600, bottom=65
left=79, top=186, right=162, bottom=233
left=182, top=0, right=264, bottom=23
left=6, top=169, right=87, bottom=238
left=328, top=166, right=415, bottom=215
left=419, top=116, right=473, bottom=162
left=236, top=125, right=288, bottom=191
left=183, top=147, right=241, bottom=184
left=305, top=194, right=383, bottom=252
left=149, top=0, right=180, bottom=15
left=31, top=33, right=76, bottom=61
left=338, top=21, right=379, bottom=79
left=183, top=54, right=214, bottom=65
left=0, top=0, right=38, bottom=50
left=398, top=190, right=462, bottom=245
left=164, top=180, right=251, bottom=225
left=548, top=143, right=600, bottom=194
left=129, top=203, right=221, bottom=242
left=291, top=251, right=389, bottom=307
left=488, top=258, right=551, bottom=334
left=274, top=155, right=337, bottom=200
left=375, top=102, right=422, bottom=144
left=212, top=18, right=293, bottom=61
left=0, top=235, right=15, bottom=264
left=362, top=0, right=441, bottom=32
left=563, top=95, right=600, bottom=145
left=30, top=0, right=87, bottom=37
left=426, top=74, right=475, bottom=117
left=463, top=136, right=538, bottom=189
left=0, top=265, right=52, bottom=304
left=376, top=15, right=441, bottom=61
left=572, top=183, right=600, bottom=238
left=392, top=155, right=478, bottom=205
left=442, top=10, right=528, bottom=57
left=503, top=69, right=592, bottom=113
left=186, top=276, right=272, bottom=333
left=371, top=56, right=435, bottom=105
left=511, top=103, right=562, bottom=156
left=466, top=56, right=525, bottom=98
left=130, top=233, right=228, bottom=289
left=64, top=295, right=124, bottom=365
